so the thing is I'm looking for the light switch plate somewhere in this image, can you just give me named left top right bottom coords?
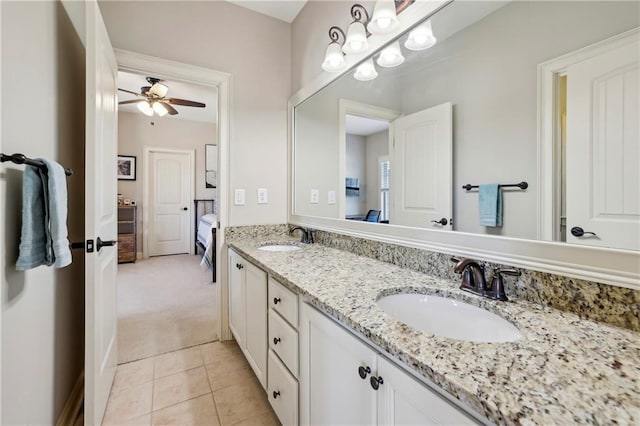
left=328, top=190, right=336, bottom=205
left=257, top=188, right=268, bottom=204
left=234, top=189, right=245, bottom=205
left=310, top=189, right=319, bottom=204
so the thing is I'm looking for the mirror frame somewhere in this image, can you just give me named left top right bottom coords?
left=288, top=0, right=640, bottom=290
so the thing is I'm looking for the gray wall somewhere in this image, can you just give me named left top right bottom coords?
left=1, top=1, right=85, bottom=423
left=365, top=130, right=389, bottom=214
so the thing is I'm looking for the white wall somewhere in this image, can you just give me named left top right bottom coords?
left=365, top=130, right=388, bottom=213
left=1, top=1, right=85, bottom=423
left=118, top=111, right=216, bottom=251
left=99, top=0, right=291, bottom=226
left=345, top=134, right=366, bottom=216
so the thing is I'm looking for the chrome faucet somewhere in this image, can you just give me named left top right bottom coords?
left=290, top=226, right=314, bottom=244
left=453, top=258, right=519, bottom=301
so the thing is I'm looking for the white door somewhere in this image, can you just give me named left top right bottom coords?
left=148, top=150, right=192, bottom=256
left=299, top=303, right=377, bottom=426
left=84, top=1, right=119, bottom=424
left=391, top=103, right=452, bottom=228
left=566, top=36, right=640, bottom=250
left=228, top=249, right=245, bottom=347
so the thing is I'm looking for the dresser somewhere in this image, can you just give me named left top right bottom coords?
left=117, top=206, right=137, bottom=263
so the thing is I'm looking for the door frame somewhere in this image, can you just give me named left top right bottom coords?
left=537, top=27, right=639, bottom=241
left=116, top=49, right=232, bottom=341
left=142, top=146, right=195, bottom=258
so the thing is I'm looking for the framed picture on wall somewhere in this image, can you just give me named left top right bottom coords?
left=117, top=155, right=136, bottom=180
left=205, top=144, right=217, bottom=188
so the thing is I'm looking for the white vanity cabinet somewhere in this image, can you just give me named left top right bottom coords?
left=299, top=302, right=478, bottom=426
left=228, top=248, right=267, bottom=388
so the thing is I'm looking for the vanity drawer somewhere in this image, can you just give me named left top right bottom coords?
left=269, top=310, right=299, bottom=378
left=268, top=349, right=298, bottom=426
left=269, top=277, right=298, bottom=328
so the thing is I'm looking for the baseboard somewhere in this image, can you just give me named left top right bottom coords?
left=56, top=371, right=84, bottom=426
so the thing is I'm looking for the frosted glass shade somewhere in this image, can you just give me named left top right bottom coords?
left=367, top=0, right=398, bottom=35
left=343, top=21, right=369, bottom=54
left=149, top=82, right=169, bottom=98
left=322, top=42, right=346, bottom=72
left=354, top=59, right=378, bottom=81
left=137, top=101, right=154, bottom=116
left=153, top=102, right=168, bottom=117
left=405, top=20, right=437, bottom=51
left=376, top=42, right=405, bottom=68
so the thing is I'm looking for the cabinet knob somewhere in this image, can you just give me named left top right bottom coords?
left=182, top=207, right=188, bottom=211
left=273, top=297, right=281, bottom=305
left=272, top=390, right=280, bottom=399
left=358, top=365, right=371, bottom=379
left=370, top=375, right=384, bottom=390
left=273, top=337, right=281, bottom=345
left=236, top=263, right=244, bottom=270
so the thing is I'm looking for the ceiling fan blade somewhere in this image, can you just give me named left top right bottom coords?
left=167, top=98, right=206, bottom=108
left=118, top=99, right=143, bottom=105
left=162, top=102, right=179, bottom=115
left=118, top=88, right=142, bottom=96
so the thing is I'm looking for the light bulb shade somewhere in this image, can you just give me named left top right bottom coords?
left=367, top=0, right=399, bottom=35
left=354, top=59, right=378, bottom=81
left=404, top=20, right=437, bottom=51
left=343, top=21, right=368, bottom=55
left=153, top=102, right=168, bottom=117
left=322, top=42, right=346, bottom=72
left=137, top=101, right=154, bottom=116
left=376, top=41, right=405, bottom=68
left=149, top=82, right=169, bottom=98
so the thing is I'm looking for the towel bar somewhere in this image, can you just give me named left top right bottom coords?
left=1, top=153, right=73, bottom=176
left=462, top=181, right=528, bottom=191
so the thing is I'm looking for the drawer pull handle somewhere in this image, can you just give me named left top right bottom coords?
left=273, top=297, right=281, bottom=304
left=273, top=337, right=281, bottom=345
left=370, top=375, right=384, bottom=390
left=273, top=390, right=280, bottom=399
left=358, top=366, right=371, bottom=379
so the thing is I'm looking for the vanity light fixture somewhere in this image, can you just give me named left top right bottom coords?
left=404, top=20, right=437, bottom=51
left=343, top=4, right=370, bottom=55
left=354, top=59, right=378, bottom=81
left=137, top=101, right=154, bottom=117
left=322, top=26, right=347, bottom=72
left=367, top=0, right=399, bottom=34
left=376, top=41, right=405, bottom=67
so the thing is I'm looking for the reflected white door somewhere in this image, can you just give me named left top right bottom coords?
left=148, top=149, right=193, bottom=256
left=391, top=103, right=452, bottom=228
left=84, top=1, right=118, bottom=424
left=566, top=35, right=639, bottom=250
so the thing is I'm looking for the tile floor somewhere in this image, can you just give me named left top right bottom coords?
left=102, top=341, right=280, bottom=426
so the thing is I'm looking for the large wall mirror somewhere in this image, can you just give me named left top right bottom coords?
left=291, top=0, right=639, bottom=287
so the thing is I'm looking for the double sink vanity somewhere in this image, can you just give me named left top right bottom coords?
left=226, top=228, right=639, bottom=425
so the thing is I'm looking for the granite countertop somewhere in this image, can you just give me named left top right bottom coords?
left=227, top=235, right=640, bottom=425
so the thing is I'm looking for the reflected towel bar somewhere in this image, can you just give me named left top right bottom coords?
left=463, top=181, right=528, bottom=191
left=1, top=153, right=73, bottom=176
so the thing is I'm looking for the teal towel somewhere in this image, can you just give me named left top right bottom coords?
left=479, top=184, right=502, bottom=227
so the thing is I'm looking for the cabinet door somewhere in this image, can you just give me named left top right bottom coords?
left=300, top=303, right=377, bottom=426
left=244, top=260, right=268, bottom=389
left=377, top=356, right=477, bottom=425
left=228, top=249, right=245, bottom=348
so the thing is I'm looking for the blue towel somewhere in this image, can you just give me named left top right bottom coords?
left=479, top=184, right=502, bottom=227
left=16, top=160, right=71, bottom=270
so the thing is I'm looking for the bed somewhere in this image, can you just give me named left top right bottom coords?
left=194, top=199, right=216, bottom=282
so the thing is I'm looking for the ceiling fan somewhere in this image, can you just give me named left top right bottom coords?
left=118, top=77, right=206, bottom=117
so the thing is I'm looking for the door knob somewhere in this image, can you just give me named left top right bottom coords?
left=96, top=237, right=117, bottom=252
left=358, top=365, right=371, bottom=379
left=571, top=226, right=597, bottom=237
left=182, top=207, right=188, bottom=211
left=431, top=217, right=448, bottom=226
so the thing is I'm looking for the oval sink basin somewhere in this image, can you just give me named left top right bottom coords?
left=377, top=294, right=522, bottom=343
left=258, top=244, right=302, bottom=252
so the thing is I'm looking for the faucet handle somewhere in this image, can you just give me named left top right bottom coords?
left=488, top=269, right=520, bottom=301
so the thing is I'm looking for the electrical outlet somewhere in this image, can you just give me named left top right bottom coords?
left=328, top=190, right=336, bottom=205
left=310, top=189, right=319, bottom=204
left=234, top=189, right=245, bottom=205
left=257, top=188, right=268, bottom=204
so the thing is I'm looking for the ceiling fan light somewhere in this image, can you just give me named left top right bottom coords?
left=405, top=20, right=437, bottom=51
left=137, top=101, right=154, bottom=117
left=354, top=59, right=378, bottom=81
left=343, top=21, right=369, bottom=55
left=153, top=102, right=168, bottom=117
left=149, top=82, right=169, bottom=98
left=376, top=41, right=404, bottom=68
left=367, top=0, right=398, bottom=35
left=322, top=42, right=346, bottom=72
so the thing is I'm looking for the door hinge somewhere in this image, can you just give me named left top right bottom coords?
left=86, top=239, right=94, bottom=253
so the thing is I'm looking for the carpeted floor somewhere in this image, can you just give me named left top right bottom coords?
left=117, top=254, right=218, bottom=364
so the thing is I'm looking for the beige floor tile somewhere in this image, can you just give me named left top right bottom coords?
left=231, top=408, right=280, bottom=426
left=113, top=357, right=155, bottom=394
left=213, top=378, right=272, bottom=425
left=200, top=341, right=243, bottom=365
left=154, top=346, right=204, bottom=379
left=103, top=382, right=153, bottom=424
left=205, top=360, right=256, bottom=392
left=103, top=413, right=152, bottom=426
left=151, top=394, right=220, bottom=426
left=153, top=366, right=211, bottom=411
